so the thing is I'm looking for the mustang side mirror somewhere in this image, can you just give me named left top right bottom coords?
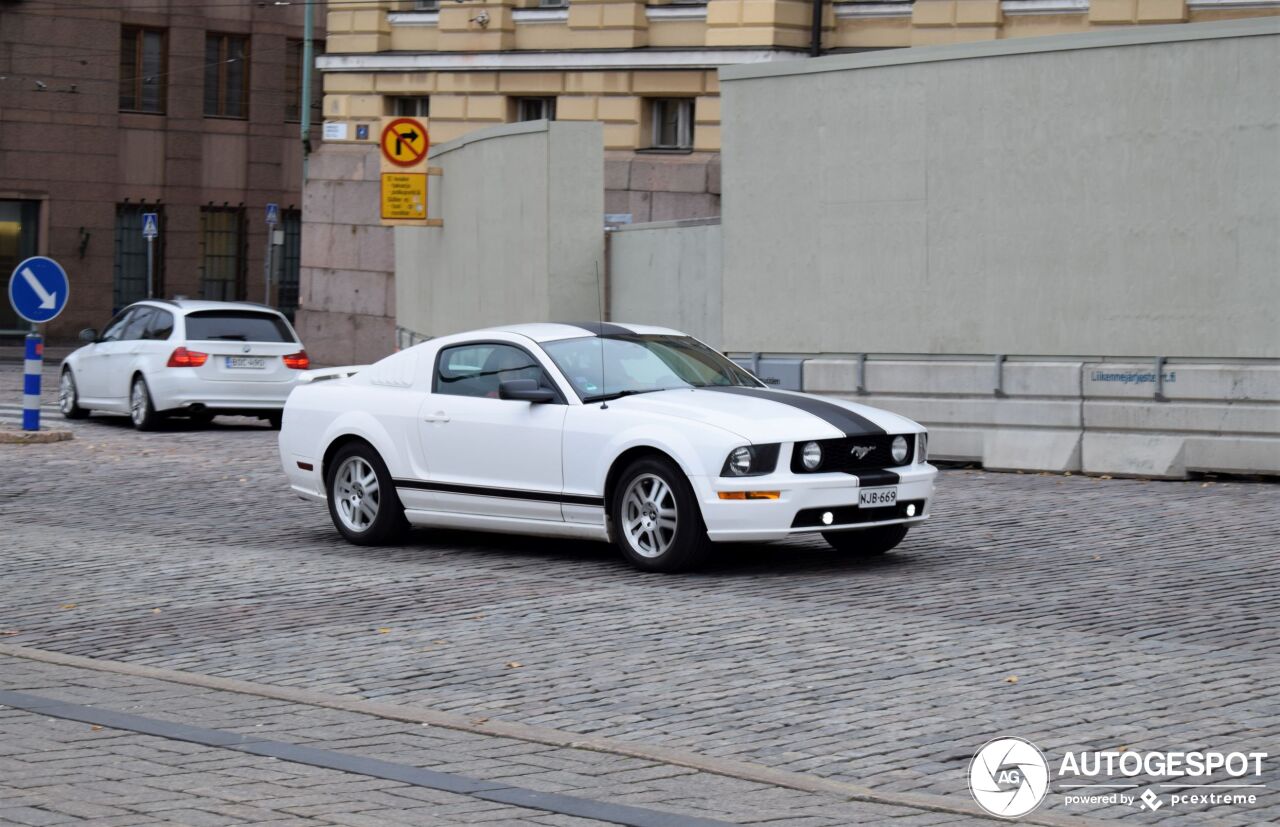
left=79, top=328, right=99, bottom=343
left=499, top=379, right=555, bottom=403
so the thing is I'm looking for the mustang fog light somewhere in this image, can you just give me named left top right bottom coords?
left=891, top=435, right=909, bottom=464
left=821, top=511, right=834, bottom=525
left=906, top=504, right=916, bottom=517
left=801, top=441, right=822, bottom=471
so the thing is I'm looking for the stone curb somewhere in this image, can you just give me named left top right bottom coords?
left=0, top=644, right=1109, bottom=827
left=0, top=429, right=73, bottom=444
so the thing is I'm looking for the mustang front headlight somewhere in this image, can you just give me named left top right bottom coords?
left=891, top=435, right=909, bottom=465
left=721, top=444, right=781, bottom=477
left=801, top=441, right=822, bottom=471
left=917, top=432, right=928, bottom=464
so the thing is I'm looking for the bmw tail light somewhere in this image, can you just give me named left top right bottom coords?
left=283, top=350, right=310, bottom=370
left=166, top=347, right=208, bottom=368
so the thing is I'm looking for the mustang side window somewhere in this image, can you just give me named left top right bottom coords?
left=436, top=344, right=550, bottom=399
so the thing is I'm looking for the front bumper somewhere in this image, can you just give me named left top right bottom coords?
left=694, top=463, right=937, bottom=543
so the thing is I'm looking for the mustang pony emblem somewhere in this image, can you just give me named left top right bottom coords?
left=850, top=445, right=874, bottom=460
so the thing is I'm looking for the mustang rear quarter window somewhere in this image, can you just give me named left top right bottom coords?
left=184, top=311, right=295, bottom=343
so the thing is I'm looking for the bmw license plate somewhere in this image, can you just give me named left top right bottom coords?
left=225, top=356, right=265, bottom=369
left=859, top=486, right=897, bottom=508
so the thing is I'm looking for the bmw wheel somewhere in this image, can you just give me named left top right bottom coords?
left=823, top=524, right=909, bottom=556
left=611, top=457, right=709, bottom=572
left=129, top=376, right=161, bottom=431
left=58, top=370, right=89, bottom=419
left=325, top=443, right=408, bottom=546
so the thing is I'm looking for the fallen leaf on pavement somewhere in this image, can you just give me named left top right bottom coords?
left=506, top=661, right=523, bottom=669
left=90, top=725, right=103, bottom=732
left=1005, top=675, right=1019, bottom=684
left=60, top=603, right=76, bottom=609
left=377, top=627, right=391, bottom=634
left=473, top=717, right=489, bottom=725
left=0, top=630, right=20, bottom=636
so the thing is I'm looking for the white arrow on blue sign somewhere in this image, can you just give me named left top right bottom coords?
left=142, top=212, right=159, bottom=239
left=8, top=256, right=70, bottom=324
left=265, top=203, right=280, bottom=225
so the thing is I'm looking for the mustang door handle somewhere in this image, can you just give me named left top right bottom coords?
left=423, top=412, right=450, bottom=423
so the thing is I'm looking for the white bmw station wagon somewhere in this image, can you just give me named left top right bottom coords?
left=60, top=300, right=310, bottom=429
left=279, top=323, right=937, bottom=571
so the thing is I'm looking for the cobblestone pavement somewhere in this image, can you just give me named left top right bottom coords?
left=2, top=362, right=1278, bottom=825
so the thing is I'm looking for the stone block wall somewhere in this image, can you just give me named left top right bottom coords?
left=604, top=151, right=721, bottom=223
left=295, top=145, right=397, bottom=367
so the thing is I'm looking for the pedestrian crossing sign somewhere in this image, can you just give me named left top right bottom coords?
left=142, top=213, right=159, bottom=239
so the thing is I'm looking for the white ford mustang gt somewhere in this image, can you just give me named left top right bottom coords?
left=279, top=323, right=936, bottom=571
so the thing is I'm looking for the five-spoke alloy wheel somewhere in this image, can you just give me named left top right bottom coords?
left=611, top=457, right=709, bottom=572
left=325, top=442, right=408, bottom=545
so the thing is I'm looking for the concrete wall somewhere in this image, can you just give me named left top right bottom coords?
left=608, top=218, right=723, bottom=348
left=395, top=121, right=604, bottom=339
left=794, top=357, right=1280, bottom=478
left=718, top=18, right=1280, bottom=359
left=295, top=145, right=397, bottom=366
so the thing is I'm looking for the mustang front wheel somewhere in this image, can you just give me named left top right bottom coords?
left=823, top=524, right=909, bottom=556
left=326, top=443, right=408, bottom=545
left=611, top=457, right=709, bottom=572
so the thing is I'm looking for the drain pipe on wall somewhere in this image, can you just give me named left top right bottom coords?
left=809, top=0, right=823, bottom=56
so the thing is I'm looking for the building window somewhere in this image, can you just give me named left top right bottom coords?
left=539, top=0, right=568, bottom=7
left=649, top=98, right=693, bottom=150
left=114, top=205, right=165, bottom=311
left=204, top=33, right=249, bottom=118
left=0, top=200, right=40, bottom=332
left=389, top=96, right=430, bottom=118
left=278, top=209, right=302, bottom=321
left=199, top=207, right=245, bottom=301
left=515, top=97, right=556, bottom=122
left=413, top=0, right=441, bottom=10
left=119, top=27, right=166, bottom=113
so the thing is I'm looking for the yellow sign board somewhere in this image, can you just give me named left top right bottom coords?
left=381, top=173, right=427, bottom=221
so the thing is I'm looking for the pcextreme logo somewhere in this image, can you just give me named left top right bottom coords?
left=968, top=736, right=1269, bottom=819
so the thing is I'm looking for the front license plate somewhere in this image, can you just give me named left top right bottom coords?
left=225, top=356, right=266, bottom=369
left=858, top=486, right=897, bottom=508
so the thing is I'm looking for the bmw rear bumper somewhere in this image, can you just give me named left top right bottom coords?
left=148, top=370, right=300, bottom=413
left=694, top=463, right=937, bottom=543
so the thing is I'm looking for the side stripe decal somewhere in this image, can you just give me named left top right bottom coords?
left=394, top=479, right=604, bottom=508
left=701, top=386, right=887, bottom=436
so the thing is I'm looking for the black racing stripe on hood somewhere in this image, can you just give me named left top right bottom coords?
left=560, top=321, right=633, bottom=336
left=702, top=386, right=886, bottom=436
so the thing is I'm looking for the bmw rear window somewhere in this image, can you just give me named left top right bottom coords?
left=184, top=311, right=296, bottom=343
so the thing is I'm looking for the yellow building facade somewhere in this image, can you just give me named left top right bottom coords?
left=320, top=0, right=1280, bottom=157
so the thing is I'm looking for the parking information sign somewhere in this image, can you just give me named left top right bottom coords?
left=8, top=256, right=69, bottom=325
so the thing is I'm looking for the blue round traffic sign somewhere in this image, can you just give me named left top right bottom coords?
left=8, top=256, right=70, bottom=324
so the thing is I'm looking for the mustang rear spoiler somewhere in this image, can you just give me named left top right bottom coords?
left=299, top=365, right=368, bottom=384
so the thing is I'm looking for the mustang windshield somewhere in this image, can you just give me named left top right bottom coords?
left=542, top=334, right=760, bottom=402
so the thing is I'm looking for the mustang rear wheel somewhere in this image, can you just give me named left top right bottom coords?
left=611, top=457, right=709, bottom=572
left=326, top=443, right=408, bottom=546
left=823, top=524, right=909, bottom=556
